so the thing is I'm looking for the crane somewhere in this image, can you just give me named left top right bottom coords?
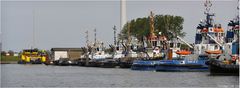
left=206, top=33, right=223, bottom=47
left=167, top=30, right=194, bottom=49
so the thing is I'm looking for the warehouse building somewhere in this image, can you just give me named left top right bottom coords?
left=51, top=48, right=84, bottom=61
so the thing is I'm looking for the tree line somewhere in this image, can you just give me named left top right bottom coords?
left=118, top=14, right=186, bottom=42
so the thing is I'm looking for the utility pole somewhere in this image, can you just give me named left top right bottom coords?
left=32, top=9, right=36, bottom=49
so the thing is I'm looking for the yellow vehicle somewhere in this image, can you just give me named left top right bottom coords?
left=18, top=49, right=47, bottom=64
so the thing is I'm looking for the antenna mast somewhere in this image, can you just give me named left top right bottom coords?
left=204, top=0, right=214, bottom=26
left=85, top=30, right=89, bottom=46
left=113, top=25, right=117, bottom=46
left=94, top=28, right=97, bottom=46
left=237, top=0, right=239, bottom=20
left=85, top=30, right=89, bottom=66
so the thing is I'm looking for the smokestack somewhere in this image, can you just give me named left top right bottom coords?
left=120, top=0, right=127, bottom=30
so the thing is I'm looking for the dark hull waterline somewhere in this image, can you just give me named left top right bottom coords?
left=206, top=60, right=239, bottom=76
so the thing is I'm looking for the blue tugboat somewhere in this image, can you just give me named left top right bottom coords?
left=132, top=54, right=209, bottom=71
left=155, top=55, right=208, bottom=71
left=131, top=11, right=167, bottom=71
left=131, top=11, right=209, bottom=71
left=132, top=59, right=160, bottom=71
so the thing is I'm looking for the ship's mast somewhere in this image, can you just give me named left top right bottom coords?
left=204, top=0, right=214, bottom=27
left=127, top=22, right=131, bottom=51
left=85, top=30, right=89, bottom=46
left=148, top=11, right=157, bottom=47
left=149, top=11, right=155, bottom=37
left=94, top=28, right=96, bottom=46
left=85, top=30, right=89, bottom=65
left=237, top=0, right=239, bottom=21
left=113, top=25, right=117, bottom=46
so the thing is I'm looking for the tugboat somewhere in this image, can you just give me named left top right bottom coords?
left=118, top=22, right=139, bottom=68
left=132, top=37, right=209, bottom=72
left=205, top=0, right=239, bottom=75
left=131, top=46, right=166, bottom=71
left=119, top=41, right=139, bottom=68
left=155, top=54, right=209, bottom=72
left=18, top=49, right=48, bottom=64
left=194, top=0, right=225, bottom=58
left=77, top=29, right=116, bottom=67
left=98, top=45, right=118, bottom=68
left=155, top=32, right=209, bottom=72
left=100, top=26, right=122, bottom=68
left=86, top=41, right=112, bottom=67
left=132, top=4, right=214, bottom=71
left=131, top=11, right=167, bottom=71
left=131, top=11, right=208, bottom=71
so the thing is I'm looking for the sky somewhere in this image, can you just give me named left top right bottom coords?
left=1, top=0, right=238, bottom=52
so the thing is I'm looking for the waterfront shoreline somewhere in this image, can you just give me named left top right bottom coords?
left=0, top=61, right=18, bottom=64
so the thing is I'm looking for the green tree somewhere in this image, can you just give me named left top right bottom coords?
left=119, top=14, right=185, bottom=41
left=1, top=51, right=7, bottom=56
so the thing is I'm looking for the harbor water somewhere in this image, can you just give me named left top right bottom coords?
left=1, top=64, right=239, bottom=87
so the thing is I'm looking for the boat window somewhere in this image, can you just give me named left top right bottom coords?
left=170, top=43, right=174, bottom=48
left=177, top=43, right=181, bottom=48
left=214, top=45, right=218, bottom=49
left=203, top=33, right=207, bottom=36
left=23, top=50, right=38, bottom=52
left=96, top=48, right=99, bottom=51
left=153, top=41, right=157, bottom=47
left=174, top=57, right=185, bottom=60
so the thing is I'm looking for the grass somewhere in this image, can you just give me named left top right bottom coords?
left=1, top=56, right=20, bottom=62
